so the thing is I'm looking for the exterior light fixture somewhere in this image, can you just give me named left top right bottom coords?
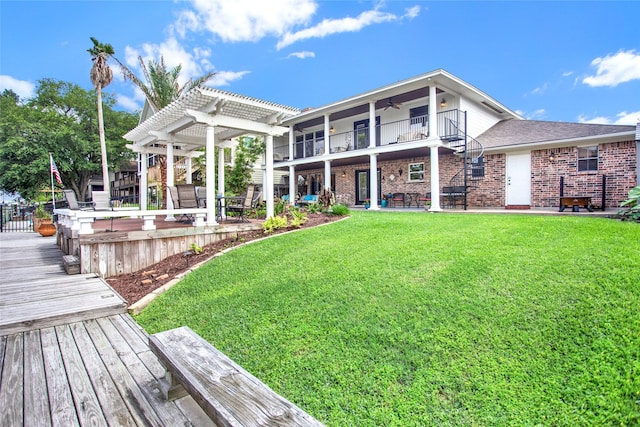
left=330, top=126, right=335, bottom=133
left=440, top=98, right=447, bottom=108
left=398, top=169, right=403, bottom=176
left=549, top=151, right=556, bottom=161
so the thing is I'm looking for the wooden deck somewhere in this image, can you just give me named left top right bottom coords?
left=0, top=232, right=214, bottom=426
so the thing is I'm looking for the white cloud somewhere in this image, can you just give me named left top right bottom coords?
left=178, top=0, right=317, bottom=43
left=530, top=83, right=548, bottom=95
left=207, top=70, right=251, bottom=87
left=582, top=49, right=640, bottom=87
left=516, top=109, right=546, bottom=120
left=578, top=111, right=640, bottom=125
left=0, top=75, right=35, bottom=100
left=276, top=8, right=401, bottom=50
left=404, top=5, right=421, bottom=19
left=287, top=51, right=315, bottom=59
left=562, top=71, right=574, bottom=77
left=117, top=94, right=142, bottom=112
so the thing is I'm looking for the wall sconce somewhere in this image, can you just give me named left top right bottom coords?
left=341, top=171, right=346, bottom=178
left=440, top=98, right=447, bottom=108
left=398, top=169, right=403, bottom=176
left=549, top=151, right=556, bottom=162
left=330, top=126, right=335, bottom=134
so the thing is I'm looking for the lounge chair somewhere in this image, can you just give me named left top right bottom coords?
left=63, top=189, right=93, bottom=210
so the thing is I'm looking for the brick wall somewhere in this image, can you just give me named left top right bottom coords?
left=531, top=141, right=636, bottom=209
left=290, top=140, right=636, bottom=208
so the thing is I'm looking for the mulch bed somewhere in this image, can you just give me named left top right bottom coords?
left=106, top=213, right=340, bottom=305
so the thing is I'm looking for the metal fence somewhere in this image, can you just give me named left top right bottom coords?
left=1, top=203, right=35, bottom=232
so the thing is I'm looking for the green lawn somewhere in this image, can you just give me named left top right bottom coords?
left=136, top=212, right=640, bottom=426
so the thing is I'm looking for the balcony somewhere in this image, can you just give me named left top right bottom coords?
left=273, top=109, right=465, bottom=161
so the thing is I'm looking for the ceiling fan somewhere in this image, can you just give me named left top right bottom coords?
left=384, top=98, right=402, bottom=110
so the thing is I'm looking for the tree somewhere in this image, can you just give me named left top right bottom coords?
left=0, top=80, right=137, bottom=201
left=226, top=136, right=264, bottom=195
left=113, top=53, right=216, bottom=207
left=88, top=37, right=115, bottom=195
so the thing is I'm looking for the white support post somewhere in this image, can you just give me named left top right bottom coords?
left=369, top=154, right=379, bottom=210
left=205, top=126, right=218, bottom=225
left=289, top=125, right=294, bottom=161
left=428, top=85, right=437, bottom=139
left=289, top=165, right=295, bottom=205
left=265, top=134, right=275, bottom=218
left=165, top=142, right=176, bottom=221
left=139, top=153, right=148, bottom=210
left=324, top=114, right=330, bottom=156
left=369, top=101, right=376, bottom=148
left=218, top=145, right=225, bottom=217
left=324, top=160, right=331, bottom=194
left=429, top=145, right=442, bottom=211
left=185, top=157, right=193, bottom=184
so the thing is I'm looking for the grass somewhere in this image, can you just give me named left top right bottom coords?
left=135, top=212, right=640, bottom=426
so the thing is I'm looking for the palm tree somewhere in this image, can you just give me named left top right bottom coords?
left=88, top=37, right=115, bottom=195
left=114, top=55, right=217, bottom=207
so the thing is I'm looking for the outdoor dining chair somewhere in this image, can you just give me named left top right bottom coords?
left=91, top=191, right=116, bottom=231
left=63, top=189, right=93, bottom=210
left=226, top=185, right=255, bottom=223
left=391, top=193, right=405, bottom=208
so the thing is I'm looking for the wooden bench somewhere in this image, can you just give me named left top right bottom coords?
left=559, top=196, right=593, bottom=212
left=149, top=326, right=324, bottom=427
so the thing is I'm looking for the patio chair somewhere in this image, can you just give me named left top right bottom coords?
left=390, top=193, right=405, bottom=208
left=226, top=185, right=255, bottom=223
left=176, top=184, right=199, bottom=223
left=63, top=189, right=93, bottom=210
left=416, top=192, right=431, bottom=208
left=92, top=191, right=116, bottom=231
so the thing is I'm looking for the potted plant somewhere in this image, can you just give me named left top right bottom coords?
left=364, top=198, right=371, bottom=209
left=33, top=204, right=52, bottom=232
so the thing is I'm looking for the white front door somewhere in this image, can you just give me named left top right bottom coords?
left=506, top=152, right=531, bottom=206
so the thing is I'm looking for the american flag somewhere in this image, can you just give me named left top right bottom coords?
left=50, top=154, right=62, bottom=185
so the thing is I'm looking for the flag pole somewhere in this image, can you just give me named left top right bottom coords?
left=49, top=152, right=56, bottom=212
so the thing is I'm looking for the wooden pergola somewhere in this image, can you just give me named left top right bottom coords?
left=123, top=86, right=299, bottom=224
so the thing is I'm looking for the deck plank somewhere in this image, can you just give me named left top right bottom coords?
left=55, top=324, right=108, bottom=426
left=0, top=333, right=24, bottom=427
left=69, top=322, right=138, bottom=427
left=95, top=316, right=194, bottom=425
left=40, top=328, right=80, bottom=427
left=23, top=330, right=52, bottom=427
left=83, top=318, right=165, bottom=426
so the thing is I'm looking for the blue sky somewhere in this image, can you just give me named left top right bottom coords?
left=1, top=0, right=639, bottom=125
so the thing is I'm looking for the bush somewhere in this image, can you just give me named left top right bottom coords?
left=617, top=186, right=640, bottom=222
left=330, top=203, right=350, bottom=216
left=262, top=215, right=288, bottom=234
left=289, top=208, right=307, bottom=228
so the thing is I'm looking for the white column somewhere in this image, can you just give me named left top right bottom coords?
left=165, top=142, right=176, bottom=221
left=265, top=134, right=275, bottom=218
left=139, top=153, right=148, bottom=209
left=288, top=126, right=295, bottom=160
left=217, top=145, right=225, bottom=195
left=368, top=101, right=376, bottom=148
left=288, top=165, right=295, bottom=205
left=429, top=145, right=442, bottom=211
left=185, top=156, right=193, bottom=184
left=428, top=85, right=437, bottom=139
left=369, top=154, right=379, bottom=210
left=324, top=160, right=331, bottom=193
left=205, top=126, right=218, bottom=225
left=324, top=114, right=330, bottom=155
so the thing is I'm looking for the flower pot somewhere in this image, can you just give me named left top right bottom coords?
left=364, top=203, right=370, bottom=209
left=381, top=199, right=387, bottom=208
left=38, top=222, right=56, bottom=237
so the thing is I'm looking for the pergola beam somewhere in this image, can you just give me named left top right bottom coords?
left=125, top=144, right=203, bottom=157
left=185, top=109, right=289, bottom=136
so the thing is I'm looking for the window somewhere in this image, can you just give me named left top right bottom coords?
left=410, top=105, right=428, bottom=126
left=471, top=155, right=485, bottom=178
left=578, top=146, right=598, bottom=171
left=408, top=162, right=425, bottom=181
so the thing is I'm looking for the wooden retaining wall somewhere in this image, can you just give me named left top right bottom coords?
left=57, top=223, right=260, bottom=278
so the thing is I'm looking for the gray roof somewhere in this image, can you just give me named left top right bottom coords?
left=476, top=119, right=635, bottom=149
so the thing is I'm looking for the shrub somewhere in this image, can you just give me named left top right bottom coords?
left=189, top=242, right=203, bottom=254
left=617, top=186, right=640, bottom=222
left=262, top=215, right=288, bottom=234
left=289, top=208, right=308, bottom=228
left=330, top=203, right=350, bottom=216
left=307, top=202, right=322, bottom=213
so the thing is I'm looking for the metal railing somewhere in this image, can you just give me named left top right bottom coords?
left=273, top=110, right=470, bottom=159
left=1, top=203, right=35, bottom=232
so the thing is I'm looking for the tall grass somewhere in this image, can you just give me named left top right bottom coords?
left=136, top=212, right=640, bottom=426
